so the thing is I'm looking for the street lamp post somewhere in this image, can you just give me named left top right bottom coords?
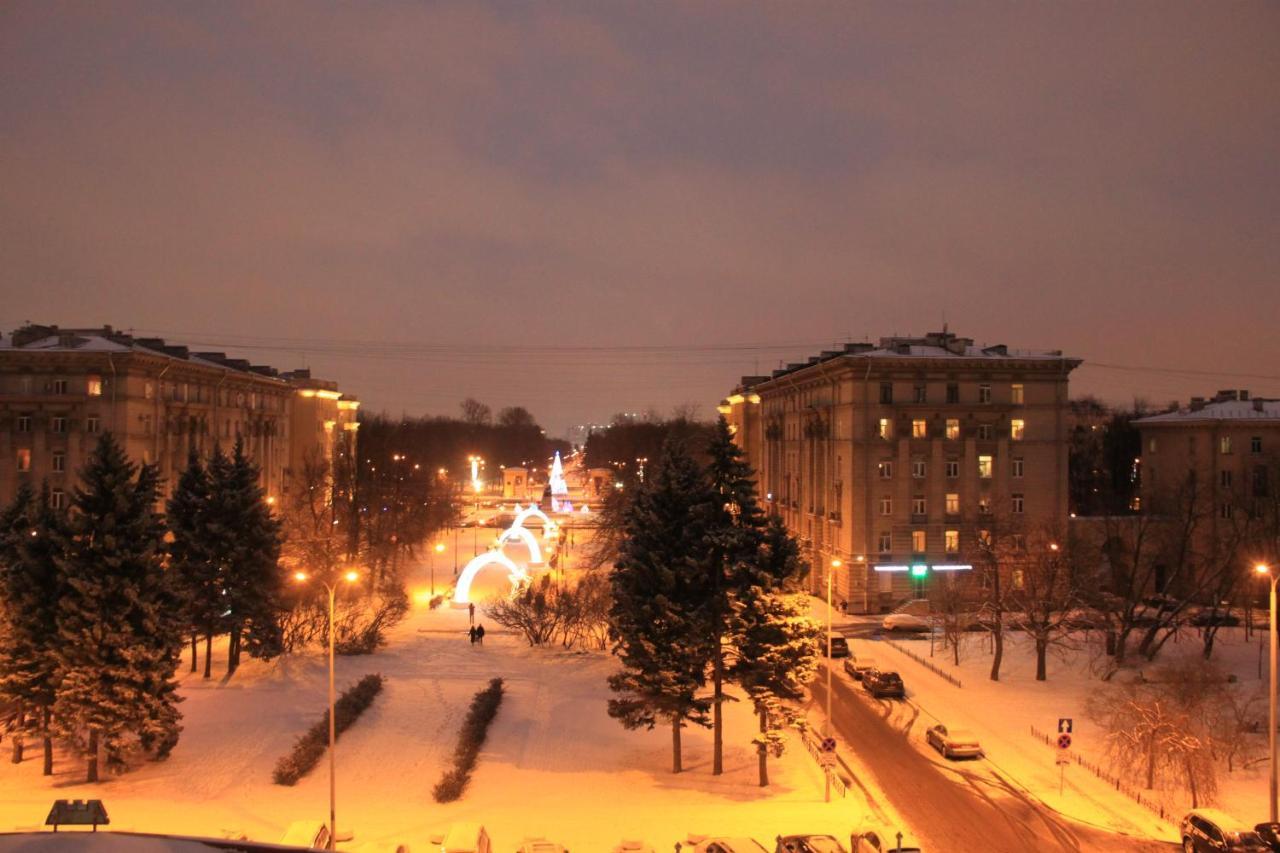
left=1258, top=563, right=1278, bottom=822
left=294, top=569, right=359, bottom=851
left=432, top=542, right=445, bottom=596
left=826, top=557, right=841, bottom=804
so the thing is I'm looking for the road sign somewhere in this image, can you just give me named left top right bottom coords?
left=1057, top=733, right=1072, bottom=750
left=821, top=737, right=837, bottom=752
left=1056, top=750, right=1071, bottom=766
left=819, top=751, right=837, bottom=768
left=1058, top=718, right=1073, bottom=734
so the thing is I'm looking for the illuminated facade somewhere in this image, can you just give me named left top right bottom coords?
left=722, top=330, right=1079, bottom=612
left=0, top=324, right=357, bottom=507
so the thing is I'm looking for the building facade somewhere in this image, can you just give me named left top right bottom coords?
left=722, top=330, right=1080, bottom=612
left=0, top=325, right=357, bottom=509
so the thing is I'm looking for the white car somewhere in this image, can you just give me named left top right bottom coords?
left=612, top=843, right=656, bottom=853
left=925, top=724, right=983, bottom=759
left=517, top=838, right=569, bottom=853
left=851, top=827, right=922, bottom=852
left=881, top=613, right=929, bottom=632
left=683, top=837, right=771, bottom=852
left=431, top=823, right=493, bottom=853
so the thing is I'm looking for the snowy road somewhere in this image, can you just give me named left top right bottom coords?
left=810, top=666, right=1175, bottom=853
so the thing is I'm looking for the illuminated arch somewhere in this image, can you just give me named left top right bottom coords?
left=497, top=525, right=543, bottom=565
left=513, top=505, right=555, bottom=531
left=454, top=552, right=528, bottom=605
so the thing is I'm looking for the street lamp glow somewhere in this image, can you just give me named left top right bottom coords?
left=831, top=558, right=843, bottom=568
left=294, top=571, right=308, bottom=582
left=1257, top=563, right=1272, bottom=575
left=435, top=542, right=446, bottom=554
left=344, top=570, right=359, bottom=583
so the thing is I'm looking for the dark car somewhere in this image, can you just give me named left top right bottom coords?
left=1180, top=810, right=1270, bottom=852
left=1191, top=608, right=1241, bottom=627
left=859, top=669, right=881, bottom=692
left=1255, top=823, right=1280, bottom=852
left=865, top=671, right=905, bottom=699
left=825, top=636, right=850, bottom=658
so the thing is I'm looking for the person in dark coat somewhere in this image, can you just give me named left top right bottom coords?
left=468, top=625, right=477, bottom=644
left=476, top=623, right=486, bottom=644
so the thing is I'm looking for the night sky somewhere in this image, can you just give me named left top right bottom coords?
left=3, top=3, right=1278, bottom=436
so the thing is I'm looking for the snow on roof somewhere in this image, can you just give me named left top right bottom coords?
left=1136, top=399, right=1280, bottom=425
left=0, top=831, right=313, bottom=852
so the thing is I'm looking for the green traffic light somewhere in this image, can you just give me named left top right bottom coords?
left=911, top=564, right=928, bottom=578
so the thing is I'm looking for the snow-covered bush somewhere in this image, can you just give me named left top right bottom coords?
left=273, top=673, right=384, bottom=785
left=432, top=678, right=504, bottom=802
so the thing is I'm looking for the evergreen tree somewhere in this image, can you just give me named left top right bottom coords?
left=54, top=434, right=183, bottom=782
left=730, top=515, right=820, bottom=786
left=167, top=448, right=224, bottom=678
left=219, top=438, right=283, bottom=673
left=703, top=416, right=768, bottom=775
left=607, top=439, right=716, bottom=773
left=0, top=484, right=67, bottom=772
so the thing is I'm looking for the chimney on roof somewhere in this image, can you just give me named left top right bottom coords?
left=11, top=324, right=57, bottom=348
left=1241, top=390, right=1250, bottom=401
left=1255, top=399, right=1265, bottom=412
left=1190, top=397, right=1206, bottom=412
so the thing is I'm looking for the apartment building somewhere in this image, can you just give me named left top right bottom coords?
left=0, top=325, right=357, bottom=509
left=722, top=330, right=1080, bottom=612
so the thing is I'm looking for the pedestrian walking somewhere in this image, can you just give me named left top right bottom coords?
left=468, top=602, right=475, bottom=627
left=476, top=623, right=486, bottom=645
left=468, top=625, right=477, bottom=644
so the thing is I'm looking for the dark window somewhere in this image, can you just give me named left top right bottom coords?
left=913, top=384, right=927, bottom=403
left=1253, top=436, right=1264, bottom=454
left=1254, top=466, right=1269, bottom=497
left=946, top=383, right=960, bottom=404
left=879, top=382, right=893, bottom=405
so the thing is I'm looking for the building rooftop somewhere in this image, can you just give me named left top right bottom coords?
left=1135, top=389, right=1280, bottom=425
left=735, top=330, right=1080, bottom=390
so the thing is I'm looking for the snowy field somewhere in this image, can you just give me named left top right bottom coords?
left=854, top=623, right=1270, bottom=836
left=0, top=576, right=882, bottom=851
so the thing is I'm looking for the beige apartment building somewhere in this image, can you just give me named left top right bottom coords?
left=722, top=330, right=1080, bottom=613
left=0, top=325, right=357, bottom=510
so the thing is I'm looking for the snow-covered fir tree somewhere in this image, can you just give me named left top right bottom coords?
left=730, top=515, right=820, bottom=786
left=53, top=434, right=183, bottom=782
left=607, top=439, right=716, bottom=773
left=167, top=448, right=225, bottom=678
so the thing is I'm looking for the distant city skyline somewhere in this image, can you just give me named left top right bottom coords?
left=3, top=3, right=1277, bottom=436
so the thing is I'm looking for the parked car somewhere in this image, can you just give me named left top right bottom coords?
left=279, top=821, right=331, bottom=850
left=824, top=636, right=850, bottom=658
left=865, top=671, right=905, bottom=699
left=882, top=613, right=929, bottom=633
left=859, top=669, right=881, bottom=691
left=1179, top=810, right=1270, bottom=852
left=844, top=657, right=877, bottom=680
left=432, top=823, right=494, bottom=853
left=517, top=839, right=569, bottom=853
left=925, top=724, right=983, bottom=759
left=775, top=835, right=847, bottom=852
left=1190, top=608, right=1241, bottom=627
left=612, top=842, right=656, bottom=853
left=850, top=827, right=922, bottom=852
left=683, top=837, right=770, bottom=853
left=1255, top=823, right=1280, bottom=852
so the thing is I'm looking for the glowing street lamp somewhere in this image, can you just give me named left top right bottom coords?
left=1258, top=562, right=1278, bottom=822
left=824, top=556, right=842, bottom=803
left=293, top=568, right=359, bottom=850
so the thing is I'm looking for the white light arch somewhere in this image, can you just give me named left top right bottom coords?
left=497, top=525, right=544, bottom=566
left=513, top=505, right=555, bottom=531
left=454, top=551, right=528, bottom=605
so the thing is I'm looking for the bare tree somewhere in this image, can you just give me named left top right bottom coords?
left=1006, top=526, right=1082, bottom=681
left=964, top=496, right=1024, bottom=682
left=927, top=574, right=971, bottom=666
left=460, top=398, right=492, bottom=426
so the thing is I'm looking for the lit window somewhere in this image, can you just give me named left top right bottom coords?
left=946, top=419, right=959, bottom=440
left=1012, top=534, right=1027, bottom=551
left=945, top=530, right=959, bottom=554
left=16, top=416, right=31, bottom=433
left=51, top=417, right=67, bottom=434
left=1012, top=458, right=1024, bottom=478
left=911, top=459, right=926, bottom=479
left=945, top=460, right=959, bottom=479
left=51, top=379, right=68, bottom=395
left=979, top=384, right=992, bottom=404
left=1220, top=436, right=1232, bottom=454
left=878, top=531, right=892, bottom=553
left=50, top=490, right=66, bottom=510
left=912, top=419, right=927, bottom=439
left=878, top=461, right=893, bottom=479
left=978, top=455, right=993, bottom=478
left=1011, top=383, right=1024, bottom=405
left=16, top=449, right=31, bottom=471
left=145, top=382, right=154, bottom=400
left=912, top=496, right=927, bottom=516
left=1012, top=493, right=1025, bottom=514
left=86, top=417, right=100, bottom=434
left=978, top=497, right=991, bottom=515
left=87, top=376, right=103, bottom=396
left=878, top=418, right=892, bottom=440
left=978, top=529, right=992, bottom=547
left=1012, top=569, right=1025, bottom=590
left=945, top=493, right=960, bottom=514
left=52, top=452, right=65, bottom=473
left=912, top=530, right=926, bottom=552
left=880, top=496, right=893, bottom=516
left=1011, top=419, right=1025, bottom=441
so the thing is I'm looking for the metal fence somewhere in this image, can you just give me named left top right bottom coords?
left=801, top=731, right=848, bottom=798
left=881, top=638, right=964, bottom=688
left=1028, top=724, right=1170, bottom=821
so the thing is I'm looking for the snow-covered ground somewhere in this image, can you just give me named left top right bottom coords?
left=0, top=552, right=881, bottom=851
left=853, top=623, right=1269, bottom=837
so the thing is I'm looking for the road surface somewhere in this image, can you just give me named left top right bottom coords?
left=810, top=666, right=1174, bottom=853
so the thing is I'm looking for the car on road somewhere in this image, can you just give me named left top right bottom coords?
left=844, top=657, right=877, bottom=680
left=775, top=835, right=847, bottom=852
left=925, top=724, right=983, bottom=759
left=682, top=837, right=770, bottom=853
left=517, top=839, right=569, bottom=853
left=279, top=821, right=331, bottom=849
left=864, top=671, right=905, bottom=699
left=1180, top=810, right=1271, bottom=851
left=612, top=843, right=656, bottom=853
left=882, top=613, right=929, bottom=633
left=1255, top=823, right=1280, bottom=851
left=850, top=827, right=923, bottom=852
left=824, top=636, right=850, bottom=658
left=432, top=823, right=493, bottom=853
